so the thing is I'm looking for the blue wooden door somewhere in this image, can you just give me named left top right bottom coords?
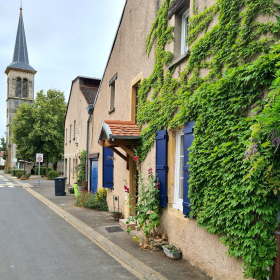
left=90, top=160, right=98, bottom=194
left=103, top=147, right=114, bottom=189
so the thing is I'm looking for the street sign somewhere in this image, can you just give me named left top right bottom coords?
left=36, top=153, right=43, bottom=163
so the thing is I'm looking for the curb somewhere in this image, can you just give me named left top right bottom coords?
left=6, top=174, right=168, bottom=280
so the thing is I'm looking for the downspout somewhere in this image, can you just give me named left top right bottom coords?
left=85, top=104, right=94, bottom=190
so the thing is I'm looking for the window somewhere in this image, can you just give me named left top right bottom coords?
left=22, top=79, right=28, bottom=98
left=134, top=86, right=139, bottom=123
left=174, top=128, right=184, bottom=209
left=76, top=127, right=79, bottom=144
left=181, top=9, right=189, bottom=55
left=73, top=120, right=76, bottom=140
left=69, top=158, right=71, bottom=182
left=108, top=73, right=117, bottom=113
left=110, top=82, right=115, bottom=111
left=65, top=159, right=67, bottom=178
left=73, top=159, right=75, bottom=179
left=16, top=78, right=21, bottom=98
left=69, top=125, right=71, bottom=142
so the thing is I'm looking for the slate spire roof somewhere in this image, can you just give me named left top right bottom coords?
left=5, top=8, right=36, bottom=73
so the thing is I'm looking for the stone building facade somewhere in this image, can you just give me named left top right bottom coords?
left=64, top=76, right=100, bottom=186
left=4, top=8, right=36, bottom=172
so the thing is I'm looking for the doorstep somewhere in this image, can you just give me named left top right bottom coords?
left=119, top=218, right=136, bottom=230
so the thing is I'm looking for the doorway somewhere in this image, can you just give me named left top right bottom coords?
left=90, top=159, right=98, bottom=194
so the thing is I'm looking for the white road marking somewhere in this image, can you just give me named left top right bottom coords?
left=8, top=186, right=15, bottom=188
left=3, top=179, right=9, bottom=181
left=0, top=185, right=5, bottom=188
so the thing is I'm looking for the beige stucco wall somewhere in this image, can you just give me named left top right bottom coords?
left=88, top=0, right=277, bottom=279
left=89, top=0, right=161, bottom=215
left=64, top=79, right=89, bottom=186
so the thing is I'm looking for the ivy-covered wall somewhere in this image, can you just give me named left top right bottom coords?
left=137, top=0, right=280, bottom=279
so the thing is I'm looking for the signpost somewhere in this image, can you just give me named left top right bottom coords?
left=36, top=153, right=43, bottom=187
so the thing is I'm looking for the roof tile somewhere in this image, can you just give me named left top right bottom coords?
left=104, top=120, right=141, bottom=137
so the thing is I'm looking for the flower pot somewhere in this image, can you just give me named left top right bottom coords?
left=73, top=184, right=79, bottom=197
left=162, top=245, right=182, bottom=259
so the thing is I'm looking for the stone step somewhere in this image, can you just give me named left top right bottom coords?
left=119, top=218, right=136, bottom=230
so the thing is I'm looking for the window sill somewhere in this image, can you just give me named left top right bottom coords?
left=168, top=50, right=191, bottom=70
left=108, top=107, right=115, bottom=114
left=172, top=203, right=183, bottom=212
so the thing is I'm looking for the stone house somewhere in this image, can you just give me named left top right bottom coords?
left=88, top=0, right=280, bottom=279
left=64, top=76, right=100, bottom=187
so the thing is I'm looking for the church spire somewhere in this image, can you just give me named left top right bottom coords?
left=5, top=6, right=36, bottom=74
left=13, top=7, right=29, bottom=64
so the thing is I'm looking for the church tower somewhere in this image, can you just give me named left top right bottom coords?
left=5, top=7, right=36, bottom=172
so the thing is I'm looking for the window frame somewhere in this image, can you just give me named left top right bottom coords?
left=181, top=9, right=189, bottom=55
left=173, top=128, right=184, bottom=210
left=73, top=120, right=76, bottom=141
left=109, top=82, right=115, bottom=112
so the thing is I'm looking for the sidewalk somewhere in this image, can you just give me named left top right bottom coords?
left=3, top=172, right=210, bottom=280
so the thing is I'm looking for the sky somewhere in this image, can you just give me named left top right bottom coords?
left=0, top=0, right=126, bottom=138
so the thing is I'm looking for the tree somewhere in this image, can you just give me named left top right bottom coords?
left=11, top=89, right=67, bottom=168
left=0, top=135, right=6, bottom=160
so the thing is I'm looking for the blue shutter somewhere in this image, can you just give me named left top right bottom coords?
left=103, top=147, right=114, bottom=189
left=156, top=130, right=168, bottom=207
left=183, top=121, right=195, bottom=217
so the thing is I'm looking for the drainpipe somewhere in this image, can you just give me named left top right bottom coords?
left=85, top=104, right=94, bottom=190
left=273, top=194, right=280, bottom=279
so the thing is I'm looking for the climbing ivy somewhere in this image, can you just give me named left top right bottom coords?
left=137, top=0, right=280, bottom=279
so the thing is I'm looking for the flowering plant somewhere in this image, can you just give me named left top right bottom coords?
left=124, top=184, right=129, bottom=193
left=127, top=155, right=161, bottom=236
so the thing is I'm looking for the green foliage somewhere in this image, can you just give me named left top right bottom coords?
left=138, top=0, right=280, bottom=279
left=16, top=171, right=23, bottom=178
left=47, top=170, right=59, bottom=180
left=25, top=173, right=31, bottom=179
left=0, top=135, right=6, bottom=160
left=11, top=169, right=23, bottom=177
left=10, top=89, right=67, bottom=164
left=76, top=150, right=86, bottom=186
left=127, top=159, right=161, bottom=236
left=74, top=189, right=108, bottom=211
left=35, top=167, right=51, bottom=176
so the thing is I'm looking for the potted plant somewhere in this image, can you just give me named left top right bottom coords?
left=162, top=245, right=182, bottom=259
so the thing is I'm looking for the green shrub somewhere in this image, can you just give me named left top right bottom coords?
left=47, top=170, right=59, bottom=180
left=16, top=171, right=24, bottom=178
left=92, top=189, right=109, bottom=211
left=11, top=169, right=23, bottom=177
left=35, top=167, right=51, bottom=175
left=25, top=173, right=31, bottom=179
left=74, top=189, right=108, bottom=211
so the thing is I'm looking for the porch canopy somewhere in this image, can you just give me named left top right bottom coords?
left=98, top=120, right=141, bottom=167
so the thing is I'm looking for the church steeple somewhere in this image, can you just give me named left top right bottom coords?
left=5, top=7, right=36, bottom=74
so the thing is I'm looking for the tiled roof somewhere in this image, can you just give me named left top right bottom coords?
left=80, top=86, right=98, bottom=105
left=104, top=120, right=141, bottom=137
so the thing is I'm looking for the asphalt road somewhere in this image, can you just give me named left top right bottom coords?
left=0, top=174, right=137, bottom=280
